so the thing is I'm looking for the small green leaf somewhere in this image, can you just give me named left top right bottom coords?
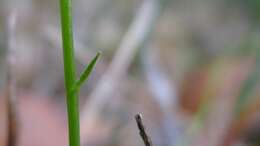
left=72, top=52, right=101, bottom=92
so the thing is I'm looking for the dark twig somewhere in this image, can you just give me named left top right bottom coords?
left=6, top=66, right=18, bottom=146
left=135, top=114, right=153, bottom=146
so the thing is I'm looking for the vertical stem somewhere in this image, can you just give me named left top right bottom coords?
left=59, top=0, right=80, bottom=146
left=6, top=12, right=19, bottom=146
left=6, top=66, right=18, bottom=146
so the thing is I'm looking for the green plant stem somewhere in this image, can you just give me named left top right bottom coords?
left=59, top=0, right=80, bottom=146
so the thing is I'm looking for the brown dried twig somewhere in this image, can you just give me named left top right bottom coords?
left=5, top=11, right=19, bottom=146
left=135, top=114, right=153, bottom=146
left=6, top=65, right=18, bottom=146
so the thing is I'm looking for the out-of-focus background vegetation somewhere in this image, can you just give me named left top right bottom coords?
left=0, top=0, right=260, bottom=146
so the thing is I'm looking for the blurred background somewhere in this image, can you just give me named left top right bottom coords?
left=0, top=0, right=260, bottom=146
